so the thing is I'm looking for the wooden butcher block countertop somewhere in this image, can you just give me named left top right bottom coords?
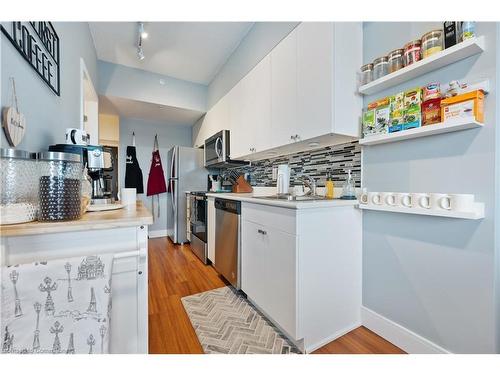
left=0, top=201, right=153, bottom=237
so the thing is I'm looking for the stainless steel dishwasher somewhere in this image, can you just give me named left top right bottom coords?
left=214, top=198, right=241, bottom=289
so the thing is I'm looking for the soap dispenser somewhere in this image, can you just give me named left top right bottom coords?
left=325, top=171, right=335, bottom=199
left=340, top=169, right=357, bottom=200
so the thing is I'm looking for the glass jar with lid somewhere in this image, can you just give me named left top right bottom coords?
left=403, top=39, right=422, bottom=66
left=372, top=56, right=389, bottom=80
left=360, top=63, right=373, bottom=86
left=37, top=151, right=83, bottom=221
left=1, top=148, right=38, bottom=224
left=387, top=48, right=404, bottom=73
left=421, top=29, right=444, bottom=58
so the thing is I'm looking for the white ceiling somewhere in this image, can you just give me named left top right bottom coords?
left=89, top=22, right=253, bottom=84
left=99, top=95, right=204, bottom=126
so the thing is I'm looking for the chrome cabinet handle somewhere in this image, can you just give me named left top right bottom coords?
left=257, top=229, right=267, bottom=235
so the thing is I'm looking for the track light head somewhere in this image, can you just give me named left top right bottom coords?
left=139, top=22, right=148, bottom=39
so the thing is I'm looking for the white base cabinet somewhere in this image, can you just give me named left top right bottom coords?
left=241, top=203, right=362, bottom=352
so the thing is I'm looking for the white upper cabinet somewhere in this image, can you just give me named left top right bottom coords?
left=195, top=22, right=362, bottom=158
left=296, top=22, right=334, bottom=141
left=297, top=22, right=362, bottom=140
left=270, top=29, right=298, bottom=149
left=229, top=55, right=271, bottom=159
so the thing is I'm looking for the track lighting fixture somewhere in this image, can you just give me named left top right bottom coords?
left=136, top=22, right=147, bottom=60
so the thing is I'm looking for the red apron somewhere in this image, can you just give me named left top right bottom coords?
left=147, top=135, right=167, bottom=218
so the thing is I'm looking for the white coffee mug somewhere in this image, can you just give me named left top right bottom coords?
left=359, top=192, right=369, bottom=205
left=411, top=193, right=431, bottom=209
left=66, top=128, right=89, bottom=145
left=430, top=193, right=450, bottom=210
left=393, top=193, right=407, bottom=207
left=120, top=188, right=137, bottom=206
left=401, top=194, right=412, bottom=208
left=381, top=192, right=396, bottom=206
left=368, top=192, right=381, bottom=205
left=446, top=194, right=475, bottom=212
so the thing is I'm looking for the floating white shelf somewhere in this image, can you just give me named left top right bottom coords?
left=359, top=118, right=483, bottom=146
left=359, top=203, right=485, bottom=220
left=358, top=36, right=485, bottom=96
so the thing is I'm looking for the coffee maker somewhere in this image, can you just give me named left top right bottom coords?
left=48, top=144, right=110, bottom=204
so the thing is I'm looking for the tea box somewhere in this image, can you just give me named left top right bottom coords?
left=441, top=90, right=484, bottom=123
left=422, top=98, right=442, bottom=125
left=362, top=109, right=376, bottom=137
left=403, top=87, right=422, bottom=130
left=375, top=104, right=391, bottom=134
left=389, top=92, right=405, bottom=133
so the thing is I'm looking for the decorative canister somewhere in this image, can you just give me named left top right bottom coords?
left=360, top=63, right=374, bottom=85
left=37, top=151, right=83, bottom=221
left=387, top=48, right=405, bottom=73
left=372, top=56, right=389, bottom=80
left=0, top=148, right=38, bottom=224
left=421, top=29, right=444, bottom=58
left=403, top=39, right=422, bottom=66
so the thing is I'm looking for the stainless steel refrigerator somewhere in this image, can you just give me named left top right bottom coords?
left=167, top=146, right=207, bottom=244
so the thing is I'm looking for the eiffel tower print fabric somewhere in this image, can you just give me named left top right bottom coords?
left=181, top=286, right=301, bottom=354
left=1, top=254, right=113, bottom=354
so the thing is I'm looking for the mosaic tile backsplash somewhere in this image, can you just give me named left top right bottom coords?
left=229, top=141, right=361, bottom=188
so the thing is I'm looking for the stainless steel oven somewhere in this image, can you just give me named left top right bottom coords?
left=189, top=192, right=208, bottom=264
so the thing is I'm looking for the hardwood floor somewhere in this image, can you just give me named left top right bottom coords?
left=148, top=237, right=405, bottom=354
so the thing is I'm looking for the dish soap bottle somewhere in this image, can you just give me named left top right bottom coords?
left=325, top=171, right=335, bottom=199
left=341, top=169, right=357, bottom=200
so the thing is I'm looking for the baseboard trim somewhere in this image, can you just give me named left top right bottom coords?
left=361, top=306, right=450, bottom=354
left=148, top=229, right=168, bottom=239
left=305, top=321, right=362, bottom=353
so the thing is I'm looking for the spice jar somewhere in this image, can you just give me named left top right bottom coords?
left=0, top=148, right=38, bottom=224
left=360, top=63, right=373, bottom=85
left=421, top=30, right=444, bottom=58
left=387, top=48, right=404, bottom=73
left=403, top=39, right=422, bottom=66
left=37, top=151, right=83, bottom=221
left=372, top=56, right=389, bottom=80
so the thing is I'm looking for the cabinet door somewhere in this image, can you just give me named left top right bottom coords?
left=271, top=29, right=298, bottom=149
left=241, top=220, right=297, bottom=339
left=210, top=94, right=229, bottom=137
left=207, top=197, right=216, bottom=263
left=229, top=56, right=271, bottom=159
left=228, top=79, right=251, bottom=159
left=297, top=22, right=334, bottom=141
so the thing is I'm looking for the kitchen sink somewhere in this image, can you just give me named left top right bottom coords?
left=257, top=195, right=328, bottom=201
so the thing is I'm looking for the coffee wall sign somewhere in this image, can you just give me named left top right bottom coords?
left=1, top=22, right=60, bottom=96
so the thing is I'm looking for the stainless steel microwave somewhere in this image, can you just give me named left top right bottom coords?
left=204, top=130, right=229, bottom=167
left=204, top=130, right=248, bottom=168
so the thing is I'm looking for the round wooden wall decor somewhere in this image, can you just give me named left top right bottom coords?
left=2, top=106, right=26, bottom=147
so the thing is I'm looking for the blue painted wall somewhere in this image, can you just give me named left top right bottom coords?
left=207, top=22, right=299, bottom=108
left=119, top=117, right=192, bottom=235
left=0, top=22, right=97, bottom=152
left=362, top=22, right=498, bottom=353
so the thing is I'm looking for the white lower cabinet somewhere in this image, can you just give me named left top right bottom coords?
left=241, top=220, right=298, bottom=339
left=207, top=197, right=216, bottom=263
left=241, top=202, right=362, bottom=352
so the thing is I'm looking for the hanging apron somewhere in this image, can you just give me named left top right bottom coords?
left=125, top=132, right=144, bottom=194
left=146, top=135, right=167, bottom=218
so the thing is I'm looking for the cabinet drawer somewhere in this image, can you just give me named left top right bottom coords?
left=242, top=202, right=296, bottom=235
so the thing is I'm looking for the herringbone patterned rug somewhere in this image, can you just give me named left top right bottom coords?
left=181, top=286, right=301, bottom=354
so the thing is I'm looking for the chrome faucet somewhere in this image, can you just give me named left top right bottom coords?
left=298, top=174, right=317, bottom=196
